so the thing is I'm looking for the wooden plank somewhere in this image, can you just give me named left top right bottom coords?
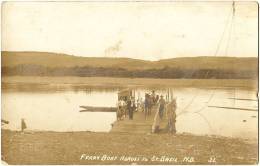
left=110, top=105, right=169, bottom=134
left=208, top=105, right=258, bottom=112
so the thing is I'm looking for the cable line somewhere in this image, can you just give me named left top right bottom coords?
left=177, top=2, right=236, bottom=117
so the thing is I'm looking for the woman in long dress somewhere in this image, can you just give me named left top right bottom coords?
left=166, top=99, right=177, bottom=134
left=151, top=103, right=161, bottom=133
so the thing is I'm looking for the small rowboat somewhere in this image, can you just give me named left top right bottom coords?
left=79, top=106, right=117, bottom=112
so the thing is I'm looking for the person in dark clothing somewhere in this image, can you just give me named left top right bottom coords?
left=21, top=118, right=27, bottom=133
left=127, top=97, right=135, bottom=120
left=144, top=94, right=150, bottom=119
left=151, top=90, right=156, bottom=105
left=159, top=95, right=166, bottom=119
left=155, top=95, right=159, bottom=103
left=127, top=98, right=131, bottom=119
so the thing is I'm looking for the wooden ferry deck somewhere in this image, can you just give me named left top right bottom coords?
left=110, top=107, right=168, bottom=134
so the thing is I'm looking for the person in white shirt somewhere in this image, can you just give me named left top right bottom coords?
left=117, top=98, right=126, bottom=120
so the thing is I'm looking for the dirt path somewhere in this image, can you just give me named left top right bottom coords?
left=2, top=130, right=257, bottom=165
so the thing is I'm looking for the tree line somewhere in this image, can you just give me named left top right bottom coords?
left=2, top=64, right=257, bottom=79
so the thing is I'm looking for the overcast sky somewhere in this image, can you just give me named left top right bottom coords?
left=2, top=1, right=258, bottom=61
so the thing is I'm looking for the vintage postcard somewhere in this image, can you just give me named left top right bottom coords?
left=1, top=1, right=258, bottom=165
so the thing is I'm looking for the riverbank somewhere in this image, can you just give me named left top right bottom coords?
left=2, top=130, right=258, bottom=164
left=2, top=76, right=258, bottom=90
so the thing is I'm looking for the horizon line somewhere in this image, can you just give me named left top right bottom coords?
left=2, top=50, right=258, bottom=62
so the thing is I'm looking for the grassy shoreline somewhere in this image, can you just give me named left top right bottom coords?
left=1, top=130, right=258, bottom=165
left=2, top=76, right=258, bottom=89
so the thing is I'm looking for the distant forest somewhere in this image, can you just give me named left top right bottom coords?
left=2, top=64, right=257, bottom=79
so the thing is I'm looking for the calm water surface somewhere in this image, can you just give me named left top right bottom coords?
left=2, top=85, right=258, bottom=140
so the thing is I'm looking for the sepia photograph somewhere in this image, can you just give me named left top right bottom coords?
left=1, top=1, right=258, bottom=165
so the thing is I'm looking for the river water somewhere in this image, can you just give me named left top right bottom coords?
left=2, top=85, right=258, bottom=140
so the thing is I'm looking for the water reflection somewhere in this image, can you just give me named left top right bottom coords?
left=2, top=82, right=123, bottom=93
left=2, top=91, right=117, bottom=132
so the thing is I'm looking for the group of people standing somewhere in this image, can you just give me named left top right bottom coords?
left=117, top=96, right=136, bottom=120
left=146, top=90, right=177, bottom=134
left=144, top=91, right=158, bottom=118
left=117, top=90, right=177, bottom=134
left=151, top=95, right=177, bottom=134
left=144, top=91, right=169, bottom=119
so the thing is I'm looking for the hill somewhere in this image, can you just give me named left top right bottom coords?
left=2, top=51, right=257, bottom=71
left=2, top=51, right=150, bottom=70
left=1, top=51, right=258, bottom=79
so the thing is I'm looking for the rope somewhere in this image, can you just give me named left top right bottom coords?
left=177, top=2, right=235, bottom=117
left=213, top=6, right=233, bottom=57
left=225, top=8, right=235, bottom=57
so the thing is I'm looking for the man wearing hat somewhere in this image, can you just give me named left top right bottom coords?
left=159, top=95, right=166, bottom=119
